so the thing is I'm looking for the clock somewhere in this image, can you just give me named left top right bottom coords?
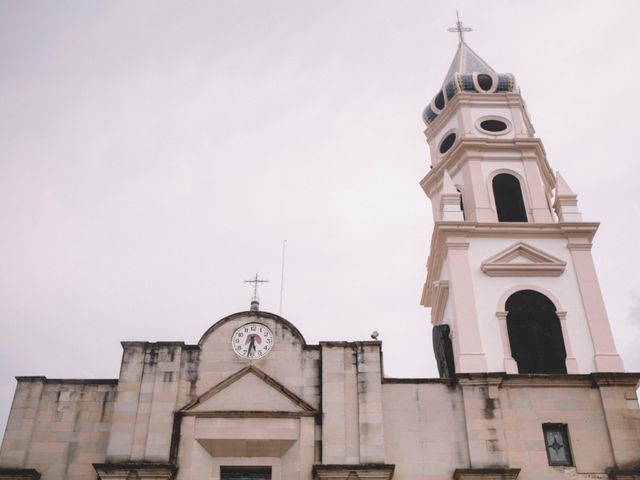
left=231, top=322, right=274, bottom=359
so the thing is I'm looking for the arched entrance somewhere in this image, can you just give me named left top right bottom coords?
left=506, top=290, right=567, bottom=373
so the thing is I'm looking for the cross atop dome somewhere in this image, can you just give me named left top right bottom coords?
left=447, top=11, right=472, bottom=43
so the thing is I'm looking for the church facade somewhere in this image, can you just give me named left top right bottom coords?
left=1, top=40, right=640, bottom=480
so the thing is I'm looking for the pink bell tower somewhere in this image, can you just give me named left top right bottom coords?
left=420, top=35, right=624, bottom=376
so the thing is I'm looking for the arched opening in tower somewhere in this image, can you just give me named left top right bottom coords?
left=506, top=290, right=567, bottom=374
left=492, top=173, right=528, bottom=222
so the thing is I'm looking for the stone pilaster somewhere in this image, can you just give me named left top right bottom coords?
left=356, top=342, right=385, bottom=463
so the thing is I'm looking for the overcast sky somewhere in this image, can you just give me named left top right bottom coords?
left=1, top=0, right=640, bottom=432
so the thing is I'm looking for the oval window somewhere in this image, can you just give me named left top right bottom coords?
left=480, top=119, right=508, bottom=132
left=434, top=90, right=445, bottom=110
left=439, top=132, right=456, bottom=154
left=477, top=74, right=493, bottom=91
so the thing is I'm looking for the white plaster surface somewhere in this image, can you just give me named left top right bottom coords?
left=466, top=236, right=596, bottom=373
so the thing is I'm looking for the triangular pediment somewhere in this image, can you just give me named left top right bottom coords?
left=181, top=365, right=315, bottom=414
left=481, top=242, right=566, bottom=277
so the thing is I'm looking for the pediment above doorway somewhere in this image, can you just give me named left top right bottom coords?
left=181, top=365, right=316, bottom=416
left=481, top=242, right=566, bottom=277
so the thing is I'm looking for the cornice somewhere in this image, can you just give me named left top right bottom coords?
left=383, top=373, right=640, bottom=387
left=93, top=463, right=177, bottom=480
left=313, top=464, right=395, bottom=480
left=15, top=376, right=118, bottom=385
left=0, top=468, right=41, bottom=480
left=420, top=137, right=554, bottom=197
left=456, top=372, right=640, bottom=389
left=453, top=468, right=521, bottom=480
left=180, top=410, right=317, bottom=418
left=425, top=92, right=527, bottom=140
left=422, top=222, right=599, bottom=306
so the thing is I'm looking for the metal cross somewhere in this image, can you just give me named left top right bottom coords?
left=448, top=11, right=472, bottom=43
left=244, top=274, right=269, bottom=302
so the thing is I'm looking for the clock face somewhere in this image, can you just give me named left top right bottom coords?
left=231, top=323, right=274, bottom=359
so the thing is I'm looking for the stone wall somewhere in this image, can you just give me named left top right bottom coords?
left=382, top=374, right=640, bottom=480
left=1, top=314, right=639, bottom=480
left=105, top=342, right=199, bottom=463
left=0, top=377, right=117, bottom=480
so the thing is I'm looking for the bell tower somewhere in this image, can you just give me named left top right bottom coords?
left=420, top=36, right=624, bottom=376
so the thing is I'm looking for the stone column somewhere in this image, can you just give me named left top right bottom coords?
left=566, top=239, right=624, bottom=372
left=464, top=158, right=495, bottom=223
left=593, top=375, right=640, bottom=468
left=320, top=343, right=359, bottom=464
left=522, top=155, right=553, bottom=223
left=495, top=312, right=517, bottom=374
left=556, top=311, right=578, bottom=374
left=106, top=342, right=146, bottom=461
left=458, top=375, right=508, bottom=468
left=446, top=235, right=487, bottom=373
left=356, top=342, right=385, bottom=463
left=0, top=378, right=45, bottom=468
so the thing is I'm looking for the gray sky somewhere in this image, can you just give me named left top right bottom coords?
left=1, top=0, right=640, bottom=432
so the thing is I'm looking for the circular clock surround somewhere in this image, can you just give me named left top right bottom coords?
left=231, top=322, right=274, bottom=359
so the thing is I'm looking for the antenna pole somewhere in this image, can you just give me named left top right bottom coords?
left=279, top=240, right=287, bottom=315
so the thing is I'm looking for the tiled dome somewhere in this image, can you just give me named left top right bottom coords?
left=423, top=42, right=516, bottom=125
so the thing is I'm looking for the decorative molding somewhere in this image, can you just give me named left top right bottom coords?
left=453, top=468, right=520, bottom=480
left=590, top=373, right=640, bottom=387
left=181, top=410, right=317, bottom=418
left=481, top=242, right=566, bottom=277
left=430, top=281, right=449, bottom=325
left=198, top=310, right=307, bottom=347
left=0, top=469, right=41, bottom=480
left=422, top=222, right=598, bottom=306
left=454, top=372, right=640, bottom=389
left=93, top=463, right=177, bottom=480
left=420, top=136, right=555, bottom=197
left=425, top=93, right=533, bottom=143
left=496, top=284, right=565, bottom=313
left=313, top=464, right=395, bottom=480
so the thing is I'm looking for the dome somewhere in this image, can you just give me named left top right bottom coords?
left=423, top=42, right=517, bottom=125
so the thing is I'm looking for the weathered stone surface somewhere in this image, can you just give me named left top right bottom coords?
left=1, top=314, right=639, bottom=480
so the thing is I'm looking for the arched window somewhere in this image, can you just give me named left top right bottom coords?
left=456, top=187, right=466, bottom=220
left=492, top=173, right=527, bottom=222
left=506, top=290, right=567, bottom=374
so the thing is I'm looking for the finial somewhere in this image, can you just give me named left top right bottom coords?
left=244, top=273, right=269, bottom=311
left=448, top=10, right=472, bottom=44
